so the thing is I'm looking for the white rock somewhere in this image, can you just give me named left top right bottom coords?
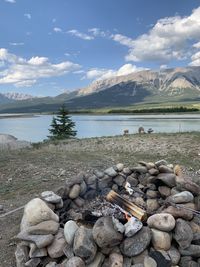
left=124, top=217, right=143, bottom=237
left=22, top=198, right=59, bottom=226
left=64, top=220, right=79, bottom=245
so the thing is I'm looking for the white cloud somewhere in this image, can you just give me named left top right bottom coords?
left=53, top=27, right=62, bottom=33
left=88, top=28, right=107, bottom=37
left=189, top=51, right=200, bottom=66
left=193, top=41, right=200, bottom=49
left=5, top=0, right=16, bottom=3
left=160, top=64, right=168, bottom=70
left=9, top=42, right=24, bottom=46
left=24, top=13, right=31, bottom=19
left=85, top=64, right=146, bottom=80
left=0, top=48, right=81, bottom=87
left=111, top=7, right=200, bottom=64
left=68, top=29, right=94, bottom=40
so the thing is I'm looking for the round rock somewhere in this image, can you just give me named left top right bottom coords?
left=170, top=191, right=194, bottom=204
left=69, top=184, right=81, bottom=199
left=147, top=213, right=175, bottom=232
left=151, top=228, right=171, bottom=250
left=64, top=220, right=79, bottom=245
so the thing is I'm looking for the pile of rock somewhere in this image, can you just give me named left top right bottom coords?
left=15, top=160, right=200, bottom=267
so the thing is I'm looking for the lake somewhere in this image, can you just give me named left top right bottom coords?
left=0, top=114, right=200, bottom=142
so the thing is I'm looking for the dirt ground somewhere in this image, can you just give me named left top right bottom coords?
left=1, top=132, right=200, bottom=267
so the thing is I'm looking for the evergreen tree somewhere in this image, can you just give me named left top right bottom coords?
left=48, top=106, right=77, bottom=140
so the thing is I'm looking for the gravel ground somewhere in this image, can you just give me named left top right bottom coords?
left=0, top=132, right=200, bottom=266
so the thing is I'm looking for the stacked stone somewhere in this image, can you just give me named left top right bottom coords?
left=15, top=160, right=200, bottom=267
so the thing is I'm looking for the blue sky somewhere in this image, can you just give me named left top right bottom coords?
left=0, top=0, right=200, bottom=96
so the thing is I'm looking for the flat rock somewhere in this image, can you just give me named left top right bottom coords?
left=64, top=220, right=79, bottom=245
left=93, top=216, right=123, bottom=248
left=176, top=175, right=200, bottom=195
left=29, top=243, right=47, bottom=258
left=65, top=172, right=84, bottom=187
left=155, top=159, right=168, bottom=167
left=47, top=229, right=66, bottom=258
left=109, top=252, right=123, bottom=267
left=120, top=227, right=151, bottom=257
left=147, top=213, right=175, bottom=232
left=22, top=198, right=59, bottom=227
left=65, top=256, right=85, bottom=267
left=158, top=186, right=171, bottom=197
left=41, top=191, right=62, bottom=204
left=25, top=258, right=41, bottom=267
left=151, top=228, right=171, bottom=250
left=17, top=232, right=54, bottom=248
left=26, top=220, right=59, bottom=235
left=74, top=226, right=97, bottom=264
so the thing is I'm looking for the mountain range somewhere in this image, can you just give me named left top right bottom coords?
left=1, top=66, right=200, bottom=113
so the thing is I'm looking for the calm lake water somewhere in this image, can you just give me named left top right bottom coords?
left=0, top=114, right=200, bottom=142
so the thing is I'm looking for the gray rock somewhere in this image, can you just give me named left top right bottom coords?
left=144, top=256, right=157, bottom=267
left=157, top=173, right=176, bottom=187
left=26, top=220, right=59, bottom=235
left=179, top=244, right=200, bottom=257
left=93, top=216, right=123, bottom=248
left=151, top=228, right=172, bottom=250
left=45, top=262, right=57, bottom=267
left=173, top=218, right=193, bottom=249
left=65, top=172, right=84, bottom=187
left=132, top=249, right=148, bottom=264
left=87, top=252, right=105, bottom=267
left=120, top=227, right=151, bottom=257
left=29, top=243, right=47, bottom=258
left=25, top=258, right=41, bottom=267
left=167, top=246, right=181, bottom=265
left=124, top=217, right=143, bottom=237
left=170, top=191, right=194, bottom=204
left=64, top=220, right=79, bottom=245
left=132, top=166, right=148, bottom=174
left=86, top=175, right=97, bottom=189
left=123, top=257, right=132, bottom=267
left=104, top=167, right=118, bottom=177
left=93, top=169, right=104, bottom=178
left=73, top=226, right=97, bottom=264
left=148, top=168, right=159, bottom=176
left=123, top=167, right=132, bottom=175
left=126, top=175, right=138, bottom=187
left=132, top=264, right=144, bottom=267
left=0, top=204, right=3, bottom=211
left=176, top=175, right=200, bottom=195
left=109, top=252, right=123, bottom=267
left=63, top=243, right=74, bottom=258
left=17, top=232, right=54, bottom=248
left=80, top=180, right=87, bottom=196
left=146, top=199, right=159, bottom=213
left=98, top=175, right=112, bottom=190
left=179, top=256, right=192, bottom=267
left=155, top=159, right=168, bottom=167
left=47, top=228, right=66, bottom=258
left=69, top=184, right=81, bottom=199
left=116, top=163, right=124, bottom=172
left=112, top=217, right=125, bottom=234
left=15, top=243, right=29, bottom=267
left=147, top=213, right=175, bottom=232
left=65, top=256, right=85, bottom=267
left=41, top=191, right=62, bottom=204
left=158, top=186, right=171, bottom=197
left=146, top=190, right=158, bottom=199
left=161, top=206, right=194, bottom=220
left=158, top=165, right=173, bottom=173
left=114, top=175, right=125, bottom=186
left=192, top=232, right=200, bottom=245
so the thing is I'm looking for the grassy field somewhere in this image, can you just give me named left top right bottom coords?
left=0, top=132, right=200, bottom=266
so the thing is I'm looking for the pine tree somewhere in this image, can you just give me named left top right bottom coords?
left=48, top=106, right=77, bottom=140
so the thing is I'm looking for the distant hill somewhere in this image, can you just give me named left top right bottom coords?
left=1, top=66, right=200, bottom=113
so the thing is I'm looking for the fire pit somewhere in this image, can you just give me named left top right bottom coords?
left=15, top=160, right=200, bottom=267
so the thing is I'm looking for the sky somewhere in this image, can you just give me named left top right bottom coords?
left=0, top=0, right=200, bottom=96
